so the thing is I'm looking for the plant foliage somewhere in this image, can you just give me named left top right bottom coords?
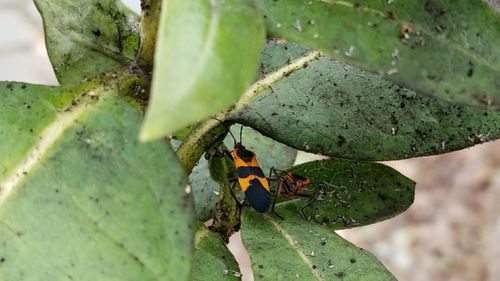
left=0, top=0, right=499, bottom=280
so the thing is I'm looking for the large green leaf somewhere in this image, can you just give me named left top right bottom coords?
left=272, top=159, right=415, bottom=229
left=0, top=82, right=193, bottom=280
left=230, top=41, right=500, bottom=161
left=192, top=224, right=241, bottom=281
left=140, top=0, right=265, bottom=141
left=34, top=0, right=140, bottom=84
left=241, top=210, right=397, bottom=281
left=255, top=0, right=500, bottom=108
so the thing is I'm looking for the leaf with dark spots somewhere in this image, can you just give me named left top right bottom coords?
left=254, top=0, right=500, bottom=108
left=270, top=159, right=415, bottom=230
left=230, top=43, right=500, bottom=160
left=241, top=209, right=397, bottom=280
left=0, top=82, right=193, bottom=280
left=34, top=0, right=140, bottom=84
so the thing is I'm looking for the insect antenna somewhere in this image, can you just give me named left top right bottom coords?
left=210, top=117, right=237, bottom=147
left=239, top=125, right=244, bottom=144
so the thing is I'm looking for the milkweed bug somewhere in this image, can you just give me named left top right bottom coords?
left=229, top=127, right=271, bottom=213
left=269, top=168, right=315, bottom=219
left=212, top=119, right=271, bottom=214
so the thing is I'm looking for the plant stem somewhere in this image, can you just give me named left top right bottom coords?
left=233, top=50, right=321, bottom=112
left=138, top=0, right=162, bottom=72
left=176, top=51, right=322, bottom=173
left=176, top=116, right=229, bottom=174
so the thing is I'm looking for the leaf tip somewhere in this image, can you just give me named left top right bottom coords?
left=138, top=122, right=161, bottom=143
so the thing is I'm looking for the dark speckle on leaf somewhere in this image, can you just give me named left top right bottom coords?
left=335, top=272, right=346, bottom=278
left=92, top=28, right=102, bottom=36
left=467, top=60, right=474, bottom=77
left=337, top=135, right=346, bottom=147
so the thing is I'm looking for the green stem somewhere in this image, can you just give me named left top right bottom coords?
left=176, top=116, right=229, bottom=174
left=138, top=0, right=162, bottom=72
left=176, top=51, right=322, bottom=173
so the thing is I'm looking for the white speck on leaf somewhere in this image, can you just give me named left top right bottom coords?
left=387, top=68, right=398, bottom=75
left=293, top=19, right=303, bottom=32
left=345, top=46, right=355, bottom=57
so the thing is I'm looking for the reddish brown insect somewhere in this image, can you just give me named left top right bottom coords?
left=269, top=168, right=316, bottom=219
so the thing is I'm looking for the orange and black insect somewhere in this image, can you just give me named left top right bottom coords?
left=221, top=123, right=271, bottom=213
left=269, top=168, right=315, bottom=219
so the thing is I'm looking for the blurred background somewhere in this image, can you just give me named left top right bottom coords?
left=0, top=0, right=498, bottom=280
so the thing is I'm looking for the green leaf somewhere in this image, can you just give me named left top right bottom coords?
left=34, top=0, right=140, bottom=84
left=255, top=0, right=500, bottom=108
left=193, top=224, right=241, bottom=281
left=140, top=0, right=265, bottom=141
left=230, top=41, right=500, bottom=160
left=191, top=155, right=220, bottom=221
left=0, top=82, right=194, bottom=280
left=171, top=139, right=218, bottom=221
left=273, top=159, right=415, bottom=229
left=241, top=210, right=397, bottom=281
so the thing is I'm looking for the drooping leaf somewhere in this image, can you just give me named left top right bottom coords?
left=0, top=82, right=194, bottom=280
left=272, top=159, right=415, bottom=229
left=255, top=0, right=500, bottom=108
left=192, top=224, right=241, bottom=281
left=34, top=0, right=140, bottom=84
left=140, top=0, right=265, bottom=141
left=241, top=210, right=397, bottom=281
left=230, top=41, right=500, bottom=161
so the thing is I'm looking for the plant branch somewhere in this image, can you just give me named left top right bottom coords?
left=176, top=51, right=322, bottom=174
left=233, top=50, right=321, bottom=112
left=138, top=0, right=162, bottom=72
left=176, top=114, right=229, bottom=174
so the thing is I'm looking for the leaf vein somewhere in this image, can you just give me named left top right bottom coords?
left=265, top=216, right=324, bottom=281
left=0, top=93, right=97, bottom=206
left=0, top=221, right=74, bottom=279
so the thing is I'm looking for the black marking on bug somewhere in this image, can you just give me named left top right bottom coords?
left=236, top=166, right=266, bottom=178
left=236, top=147, right=255, bottom=162
left=245, top=179, right=270, bottom=213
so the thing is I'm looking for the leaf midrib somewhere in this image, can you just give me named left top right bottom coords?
left=60, top=28, right=133, bottom=64
left=0, top=91, right=99, bottom=206
left=264, top=215, right=324, bottom=281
